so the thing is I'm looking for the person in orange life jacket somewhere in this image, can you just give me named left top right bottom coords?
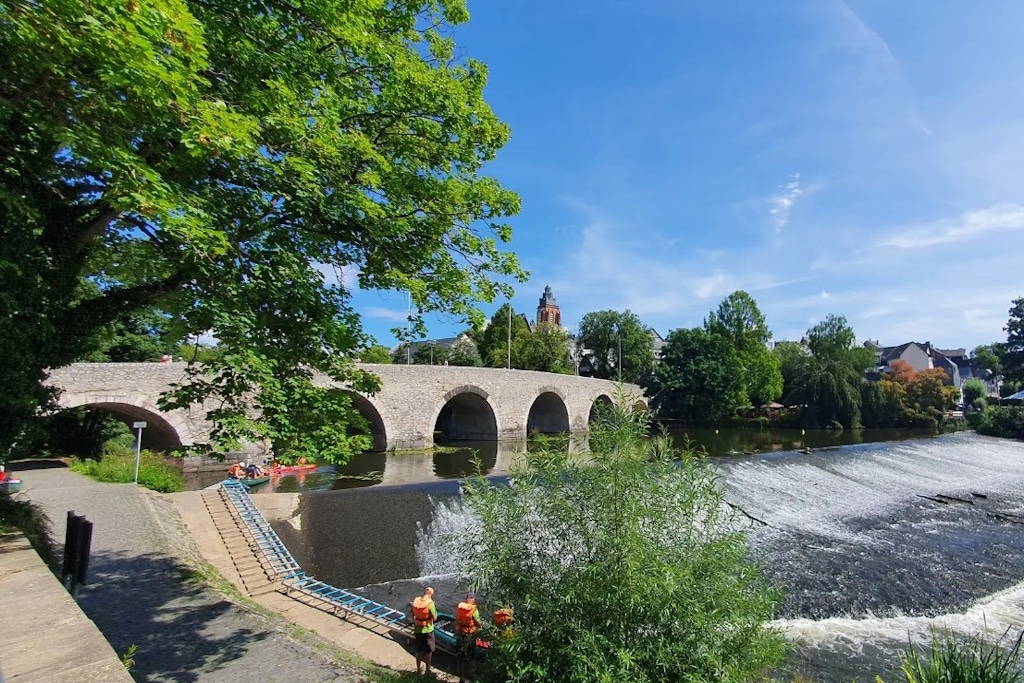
left=455, top=593, right=482, bottom=683
left=411, top=586, right=438, bottom=676
left=227, top=462, right=245, bottom=479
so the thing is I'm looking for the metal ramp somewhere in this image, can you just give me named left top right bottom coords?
left=219, top=479, right=410, bottom=633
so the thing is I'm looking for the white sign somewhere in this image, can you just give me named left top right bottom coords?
left=133, top=421, right=147, bottom=429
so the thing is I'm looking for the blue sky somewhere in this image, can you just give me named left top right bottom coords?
left=349, top=0, right=1024, bottom=351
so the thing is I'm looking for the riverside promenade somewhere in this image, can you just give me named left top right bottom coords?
left=5, top=463, right=404, bottom=682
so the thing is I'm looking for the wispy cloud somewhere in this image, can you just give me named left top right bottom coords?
left=879, top=204, right=1024, bottom=249
left=313, top=262, right=361, bottom=290
left=363, top=306, right=409, bottom=323
left=769, top=174, right=803, bottom=230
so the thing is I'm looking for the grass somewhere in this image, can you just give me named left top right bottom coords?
left=69, top=446, right=185, bottom=493
left=900, top=628, right=1024, bottom=683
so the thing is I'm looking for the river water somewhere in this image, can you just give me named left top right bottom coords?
left=266, top=431, right=1024, bottom=681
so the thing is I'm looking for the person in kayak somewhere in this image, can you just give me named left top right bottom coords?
left=411, top=586, right=438, bottom=676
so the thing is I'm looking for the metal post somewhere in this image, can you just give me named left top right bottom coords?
left=617, top=325, right=623, bottom=382
left=132, top=421, right=147, bottom=483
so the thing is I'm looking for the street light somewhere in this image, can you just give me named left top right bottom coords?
left=132, top=421, right=147, bottom=483
left=616, top=323, right=623, bottom=382
left=507, top=302, right=512, bottom=369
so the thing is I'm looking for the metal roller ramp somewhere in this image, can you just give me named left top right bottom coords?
left=219, top=479, right=410, bottom=633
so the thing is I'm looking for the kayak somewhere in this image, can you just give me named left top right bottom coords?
left=240, top=476, right=270, bottom=487
left=269, top=463, right=317, bottom=475
left=0, top=479, right=21, bottom=494
left=431, top=613, right=491, bottom=654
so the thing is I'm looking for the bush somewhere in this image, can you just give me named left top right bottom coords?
left=977, top=407, right=1024, bottom=440
left=900, top=628, right=1024, bottom=683
left=462, top=400, right=786, bottom=683
left=70, top=445, right=185, bottom=493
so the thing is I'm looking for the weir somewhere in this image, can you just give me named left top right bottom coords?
left=273, top=431, right=1024, bottom=681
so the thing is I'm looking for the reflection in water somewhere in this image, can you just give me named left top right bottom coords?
left=185, top=428, right=944, bottom=492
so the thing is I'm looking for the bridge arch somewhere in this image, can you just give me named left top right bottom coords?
left=526, top=388, right=570, bottom=436
left=434, top=385, right=500, bottom=441
left=58, top=392, right=188, bottom=452
left=347, top=393, right=387, bottom=452
left=588, top=394, right=614, bottom=425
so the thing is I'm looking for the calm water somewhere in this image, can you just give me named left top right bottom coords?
left=191, top=426, right=941, bottom=493
left=266, top=431, right=1024, bottom=682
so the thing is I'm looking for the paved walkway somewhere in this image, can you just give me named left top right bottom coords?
left=12, top=464, right=375, bottom=682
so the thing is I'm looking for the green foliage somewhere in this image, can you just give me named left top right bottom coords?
left=513, top=322, right=573, bottom=374
left=976, top=407, right=1024, bottom=440
left=705, top=291, right=782, bottom=406
left=447, top=336, right=483, bottom=367
left=0, top=0, right=525, bottom=461
left=475, top=304, right=533, bottom=368
left=972, top=344, right=1003, bottom=377
left=70, top=446, right=185, bottom=493
left=773, top=341, right=811, bottom=400
left=900, top=628, right=1024, bottom=683
left=0, top=492, right=57, bottom=567
left=463, top=401, right=786, bottom=683
left=413, top=342, right=449, bottom=366
left=45, top=408, right=133, bottom=460
left=789, top=357, right=862, bottom=429
left=577, top=310, right=655, bottom=383
left=1003, top=298, right=1024, bottom=385
left=121, top=644, right=138, bottom=672
left=962, top=378, right=988, bottom=407
left=650, top=327, right=745, bottom=423
left=358, top=345, right=393, bottom=364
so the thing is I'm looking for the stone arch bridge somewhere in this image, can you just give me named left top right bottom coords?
left=46, top=363, right=645, bottom=453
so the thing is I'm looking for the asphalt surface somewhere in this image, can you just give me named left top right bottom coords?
left=12, top=462, right=371, bottom=682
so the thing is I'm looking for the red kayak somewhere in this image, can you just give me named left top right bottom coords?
left=269, top=463, right=318, bottom=475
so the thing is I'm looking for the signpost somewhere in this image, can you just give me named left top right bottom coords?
left=132, top=421, right=147, bottom=483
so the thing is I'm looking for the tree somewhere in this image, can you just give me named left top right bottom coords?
left=357, top=345, right=393, bottom=364
left=961, top=378, right=987, bottom=407
left=705, top=291, right=782, bottom=406
left=473, top=304, right=532, bottom=368
left=513, top=322, right=573, bottom=374
left=447, top=336, right=482, bottom=367
left=413, top=342, right=448, bottom=366
left=650, top=327, right=744, bottom=423
left=1, top=0, right=525, bottom=460
left=576, top=310, right=655, bottom=383
left=461, top=402, right=785, bottom=683
left=788, top=315, right=870, bottom=429
left=971, top=344, right=1003, bottom=377
left=772, top=341, right=810, bottom=401
left=1002, top=298, right=1024, bottom=385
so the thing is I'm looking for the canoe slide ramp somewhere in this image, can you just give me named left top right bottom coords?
left=204, top=480, right=412, bottom=641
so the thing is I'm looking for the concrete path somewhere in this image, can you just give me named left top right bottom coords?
left=12, top=463, right=375, bottom=682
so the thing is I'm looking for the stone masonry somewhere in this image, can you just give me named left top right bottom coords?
left=46, top=362, right=645, bottom=452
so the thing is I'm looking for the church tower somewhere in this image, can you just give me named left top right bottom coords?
left=536, top=285, right=562, bottom=327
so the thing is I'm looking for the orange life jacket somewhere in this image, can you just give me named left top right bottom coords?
left=456, top=602, right=479, bottom=634
left=411, top=596, right=434, bottom=627
left=493, top=607, right=513, bottom=627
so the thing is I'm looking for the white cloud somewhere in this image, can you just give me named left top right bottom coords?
left=769, top=174, right=803, bottom=230
left=313, top=262, right=361, bottom=290
left=879, top=204, right=1024, bottom=249
left=364, top=306, right=409, bottom=323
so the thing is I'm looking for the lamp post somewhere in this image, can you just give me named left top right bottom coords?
left=616, top=323, right=623, bottom=382
left=132, top=421, right=147, bottom=484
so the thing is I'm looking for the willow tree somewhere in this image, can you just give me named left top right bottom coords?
left=0, top=0, right=524, bottom=461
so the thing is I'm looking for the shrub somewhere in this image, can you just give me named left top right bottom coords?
left=976, top=407, right=1024, bottom=440
left=0, top=493, right=57, bottom=566
left=70, top=445, right=185, bottom=493
left=462, top=399, right=786, bottom=683
left=900, top=627, right=1024, bottom=683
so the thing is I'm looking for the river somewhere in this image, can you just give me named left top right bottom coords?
left=262, top=431, right=1024, bottom=681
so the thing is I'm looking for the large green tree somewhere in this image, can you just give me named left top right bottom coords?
left=705, top=291, right=782, bottom=406
left=649, top=327, right=744, bottom=423
left=472, top=304, right=532, bottom=368
left=1002, top=297, right=1024, bottom=385
left=0, top=0, right=525, bottom=460
left=514, top=322, right=573, bottom=374
left=577, top=310, right=655, bottom=383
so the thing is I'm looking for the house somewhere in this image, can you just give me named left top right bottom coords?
left=873, top=341, right=962, bottom=388
left=649, top=329, right=667, bottom=361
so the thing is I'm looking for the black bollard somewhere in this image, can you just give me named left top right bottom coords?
left=71, top=519, right=93, bottom=599
left=62, top=512, right=83, bottom=591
